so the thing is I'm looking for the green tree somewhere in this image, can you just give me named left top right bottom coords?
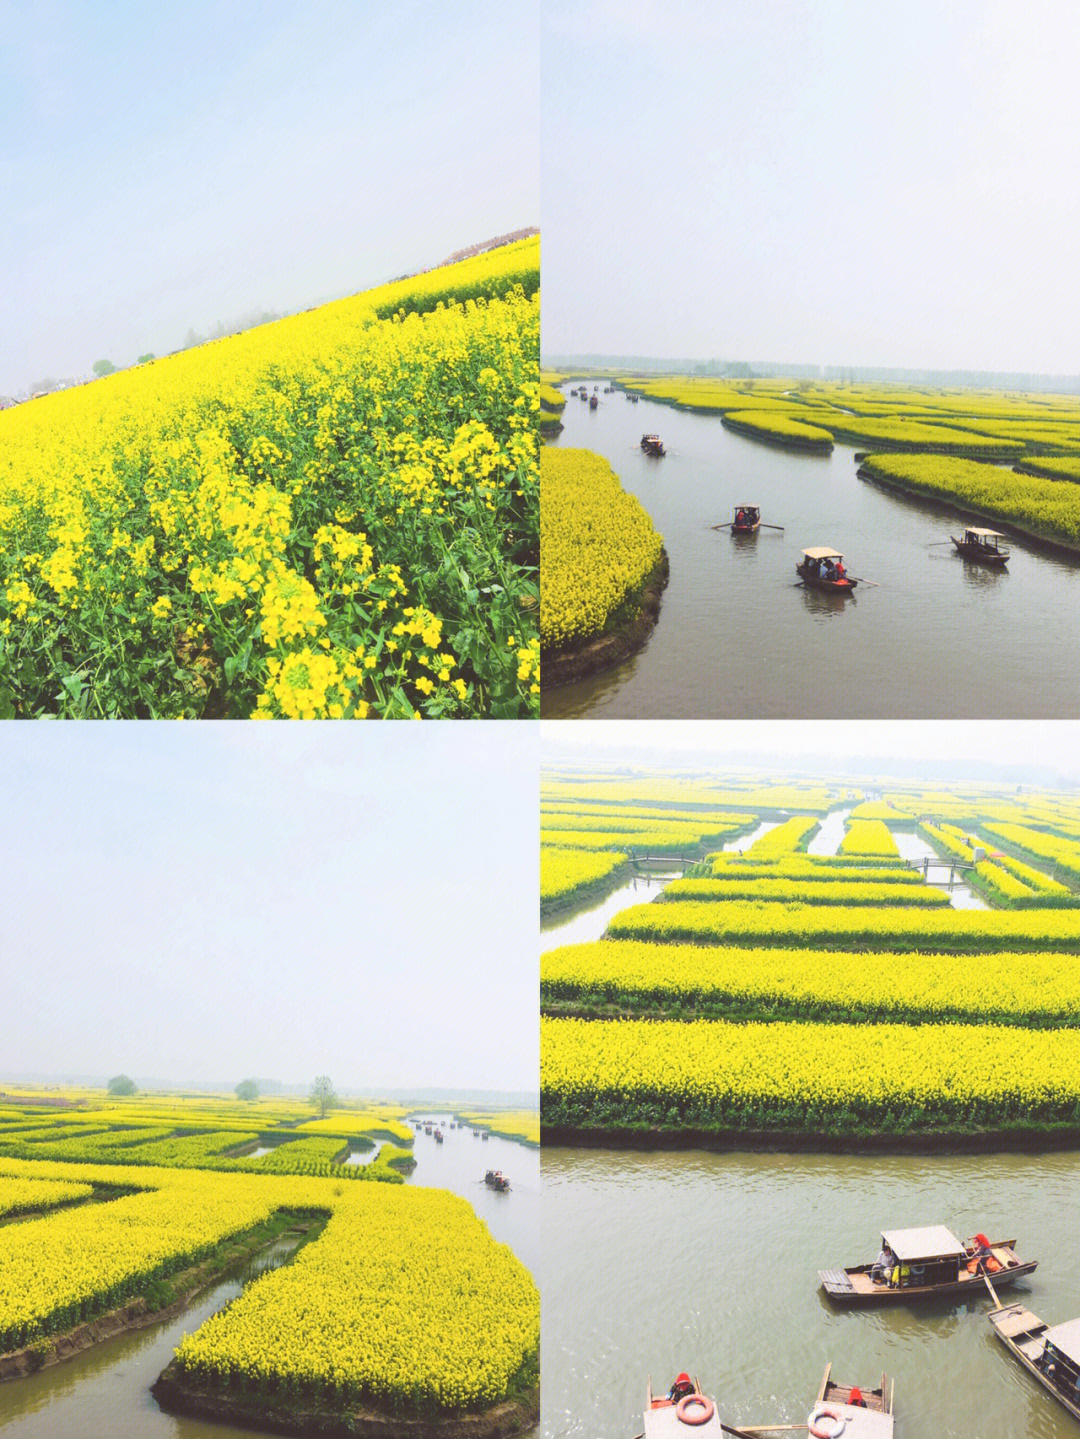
left=235, top=1079, right=259, bottom=1101
left=108, top=1074, right=136, bottom=1096
left=309, top=1075, right=338, bottom=1119
left=137, top=353, right=155, bottom=364
left=92, top=359, right=117, bottom=377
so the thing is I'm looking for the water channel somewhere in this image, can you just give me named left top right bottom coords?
left=542, top=1146, right=1080, bottom=1439
left=543, top=387, right=1080, bottom=718
left=0, top=1123, right=537, bottom=1438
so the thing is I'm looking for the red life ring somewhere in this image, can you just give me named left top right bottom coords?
left=676, top=1393, right=716, bottom=1426
left=808, top=1407, right=847, bottom=1439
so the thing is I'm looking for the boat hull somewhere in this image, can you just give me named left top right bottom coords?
left=951, top=538, right=1009, bottom=566
left=990, top=1302, right=1080, bottom=1422
left=731, top=522, right=760, bottom=534
left=821, top=1246, right=1036, bottom=1305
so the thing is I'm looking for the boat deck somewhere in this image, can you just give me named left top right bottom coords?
left=643, top=1402, right=722, bottom=1435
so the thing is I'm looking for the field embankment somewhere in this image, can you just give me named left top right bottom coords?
left=540, top=447, right=666, bottom=686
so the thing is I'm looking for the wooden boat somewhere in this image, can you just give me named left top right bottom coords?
left=951, top=526, right=1010, bottom=566
left=434, top=1129, right=444, bottom=1143
left=989, top=1296, right=1080, bottom=1422
left=589, top=394, right=599, bottom=409
left=796, top=547, right=857, bottom=592
left=424, top=1124, right=432, bottom=1134
left=820, top=1225, right=1036, bottom=1305
left=631, top=394, right=639, bottom=404
left=731, top=504, right=761, bottom=534
left=481, top=1131, right=489, bottom=1140
left=807, top=1363, right=894, bottom=1438
left=484, top=1169, right=510, bottom=1191
left=640, top=434, right=665, bottom=456
left=644, top=1375, right=722, bottom=1436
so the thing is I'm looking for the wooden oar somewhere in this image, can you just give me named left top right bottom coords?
left=724, top=1426, right=808, bottom=1434
left=928, top=540, right=954, bottom=546
left=983, top=1268, right=1003, bottom=1310
left=759, top=523, right=785, bottom=531
left=846, top=575, right=882, bottom=588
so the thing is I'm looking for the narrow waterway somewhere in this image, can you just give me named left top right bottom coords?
left=543, top=388, right=1080, bottom=718
left=542, top=1146, right=1080, bottom=1439
left=0, top=1125, right=538, bottom=1438
left=0, top=1233, right=304, bottom=1437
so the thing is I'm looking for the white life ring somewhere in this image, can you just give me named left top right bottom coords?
left=808, top=1407, right=847, bottom=1439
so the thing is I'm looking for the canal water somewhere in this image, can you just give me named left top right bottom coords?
left=0, top=1125, right=538, bottom=1437
left=543, top=388, right=1080, bottom=718
left=542, top=1146, right=1080, bottom=1439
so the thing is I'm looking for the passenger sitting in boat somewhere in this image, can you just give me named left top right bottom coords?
left=822, top=560, right=836, bottom=580
left=848, top=1386, right=867, bottom=1408
left=668, top=1373, right=695, bottom=1403
left=834, top=559, right=846, bottom=580
left=871, top=1244, right=893, bottom=1283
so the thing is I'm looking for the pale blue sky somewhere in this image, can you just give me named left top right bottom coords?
left=1, top=0, right=536, bottom=392
left=0, top=724, right=538, bottom=1093
left=542, top=0, right=1080, bottom=373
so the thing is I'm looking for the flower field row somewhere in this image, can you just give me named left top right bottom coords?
left=1017, top=457, right=1080, bottom=481
left=541, top=1016, right=1080, bottom=1132
left=0, top=1158, right=537, bottom=1413
left=0, top=1175, right=94, bottom=1220
left=540, top=939, right=1080, bottom=1026
left=605, top=899, right=1080, bottom=950
left=848, top=800, right=913, bottom=821
left=540, top=808, right=749, bottom=836
left=658, top=877, right=947, bottom=906
left=0, top=239, right=539, bottom=718
left=173, top=1183, right=538, bottom=1413
left=721, top=410, right=835, bottom=450
left=707, top=856, right=922, bottom=883
left=0, top=1126, right=404, bottom=1181
left=858, top=454, right=1080, bottom=549
left=458, top=1111, right=540, bottom=1145
left=539, top=780, right=843, bottom=811
left=541, top=824, right=745, bottom=854
left=743, top=816, right=820, bottom=856
left=839, top=818, right=899, bottom=856
left=541, top=847, right=628, bottom=909
left=540, top=447, right=663, bottom=649
left=984, top=822, right=1080, bottom=882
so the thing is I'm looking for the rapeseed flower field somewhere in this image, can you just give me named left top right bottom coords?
left=540, top=446, right=662, bottom=649
left=0, top=238, right=539, bottom=717
left=0, top=1157, right=538, bottom=1414
left=540, top=771, right=1080, bottom=1140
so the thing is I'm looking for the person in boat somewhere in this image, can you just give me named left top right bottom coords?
left=833, top=558, right=846, bottom=580
left=668, top=1373, right=695, bottom=1403
left=822, top=559, right=836, bottom=581
left=848, top=1386, right=867, bottom=1408
left=872, top=1242, right=894, bottom=1283
left=735, top=508, right=745, bottom=525
left=965, top=1233, right=1001, bottom=1274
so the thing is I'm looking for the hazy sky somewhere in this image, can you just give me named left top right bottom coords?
left=0, top=0, right=536, bottom=393
left=0, top=724, right=537, bottom=1094
left=542, top=719, right=1080, bottom=785
left=542, top=0, right=1080, bottom=373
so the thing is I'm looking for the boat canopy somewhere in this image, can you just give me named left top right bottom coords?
left=802, top=546, right=843, bottom=561
left=881, top=1226, right=966, bottom=1261
left=735, top=504, right=759, bottom=511
left=965, top=528, right=1006, bottom=540
left=1043, top=1318, right=1080, bottom=1368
